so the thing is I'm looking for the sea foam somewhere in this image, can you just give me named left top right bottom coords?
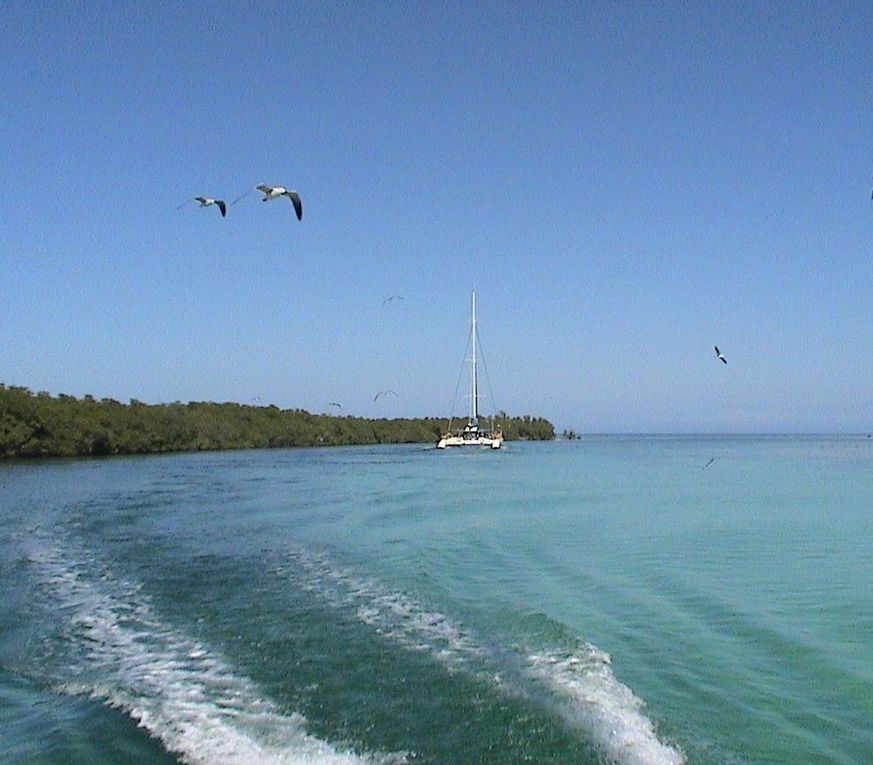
left=283, top=545, right=685, bottom=765
left=526, top=647, right=685, bottom=765
left=29, top=544, right=404, bottom=765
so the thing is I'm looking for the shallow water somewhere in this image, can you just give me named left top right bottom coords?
left=2, top=436, right=872, bottom=764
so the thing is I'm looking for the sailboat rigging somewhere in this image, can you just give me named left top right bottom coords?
left=437, top=292, right=504, bottom=450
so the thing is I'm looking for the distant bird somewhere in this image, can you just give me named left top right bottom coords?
left=703, top=457, right=715, bottom=469
left=714, top=346, right=727, bottom=364
left=328, top=401, right=343, bottom=408
left=256, top=184, right=303, bottom=220
left=382, top=295, right=404, bottom=307
left=177, top=197, right=227, bottom=217
left=373, top=390, right=398, bottom=401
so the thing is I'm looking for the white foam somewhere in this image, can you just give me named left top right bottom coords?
left=30, top=545, right=405, bottom=765
left=285, top=548, right=486, bottom=671
left=285, top=546, right=684, bottom=765
left=526, top=647, right=685, bottom=765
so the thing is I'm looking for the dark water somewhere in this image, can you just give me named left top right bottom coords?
left=2, top=437, right=872, bottom=764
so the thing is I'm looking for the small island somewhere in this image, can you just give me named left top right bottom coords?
left=0, top=384, right=555, bottom=459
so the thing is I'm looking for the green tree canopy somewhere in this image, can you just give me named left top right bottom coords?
left=0, top=384, right=554, bottom=459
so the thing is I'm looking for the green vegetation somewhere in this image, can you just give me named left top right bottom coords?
left=0, top=385, right=554, bottom=459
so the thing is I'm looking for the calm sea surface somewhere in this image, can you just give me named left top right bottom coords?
left=2, top=436, right=872, bottom=765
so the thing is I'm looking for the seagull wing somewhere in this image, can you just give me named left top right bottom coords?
left=256, top=184, right=276, bottom=201
left=231, top=188, right=255, bottom=206
left=286, top=191, right=303, bottom=221
left=216, top=200, right=227, bottom=217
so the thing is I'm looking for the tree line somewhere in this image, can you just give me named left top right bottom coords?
left=0, top=385, right=555, bottom=459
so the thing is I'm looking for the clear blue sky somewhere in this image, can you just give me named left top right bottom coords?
left=2, top=2, right=871, bottom=432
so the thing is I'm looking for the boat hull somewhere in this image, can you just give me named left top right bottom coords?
left=437, top=434, right=503, bottom=449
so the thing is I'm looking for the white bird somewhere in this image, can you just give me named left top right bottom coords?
left=714, top=346, right=727, bottom=364
left=373, top=390, right=398, bottom=401
left=382, top=295, right=404, bottom=307
left=256, top=184, right=303, bottom=220
left=328, top=401, right=343, bottom=408
left=177, top=197, right=227, bottom=217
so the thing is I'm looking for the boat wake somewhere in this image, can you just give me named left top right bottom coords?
left=28, top=544, right=405, bottom=765
left=23, top=536, right=684, bottom=765
left=527, top=648, right=685, bottom=765
left=282, top=546, right=685, bottom=765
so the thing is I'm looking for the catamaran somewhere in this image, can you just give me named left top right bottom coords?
left=437, top=292, right=504, bottom=450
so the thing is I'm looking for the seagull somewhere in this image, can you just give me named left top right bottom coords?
left=328, top=401, right=343, bottom=408
left=177, top=197, right=227, bottom=217
left=703, top=457, right=715, bottom=469
left=382, top=295, right=404, bottom=307
left=373, top=390, right=398, bottom=401
left=714, top=346, right=727, bottom=364
left=256, top=184, right=303, bottom=220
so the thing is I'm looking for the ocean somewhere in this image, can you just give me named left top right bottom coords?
left=1, top=436, right=872, bottom=765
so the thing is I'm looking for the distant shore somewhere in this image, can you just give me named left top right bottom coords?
left=0, top=385, right=555, bottom=459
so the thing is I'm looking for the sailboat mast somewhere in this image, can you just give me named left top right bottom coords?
left=471, top=291, right=478, bottom=424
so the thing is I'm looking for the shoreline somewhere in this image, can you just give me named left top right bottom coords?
left=0, top=384, right=555, bottom=459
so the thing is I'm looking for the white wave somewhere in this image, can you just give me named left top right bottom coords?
left=284, top=546, right=684, bottom=765
left=284, top=548, right=486, bottom=671
left=526, top=647, right=685, bottom=765
left=29, top=545, right=405, bottom=765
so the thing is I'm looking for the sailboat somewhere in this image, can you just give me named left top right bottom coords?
left=437, top=292, right=504, bottom=449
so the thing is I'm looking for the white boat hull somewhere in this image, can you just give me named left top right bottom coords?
left=437, top=433, right=503, bottom=449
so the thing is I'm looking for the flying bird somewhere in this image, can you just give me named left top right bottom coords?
left=714, top=346, right=727, bottom=364
left=256, top=184, right=303, bottom=220
left=703, top=457, right=715, bottom=469
left=177, top=197, right=227, bottom=217
left=373, top=390, right=398, bottom=401
left=382, top=295, right=404, bottom=307
left=328, top=402, right=343, bottom=408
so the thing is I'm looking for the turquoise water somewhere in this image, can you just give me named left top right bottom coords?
left=1, top=437, right=872, bottom=764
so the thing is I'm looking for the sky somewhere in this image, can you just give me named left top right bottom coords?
left=1, top=1, right=871, bottom=433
